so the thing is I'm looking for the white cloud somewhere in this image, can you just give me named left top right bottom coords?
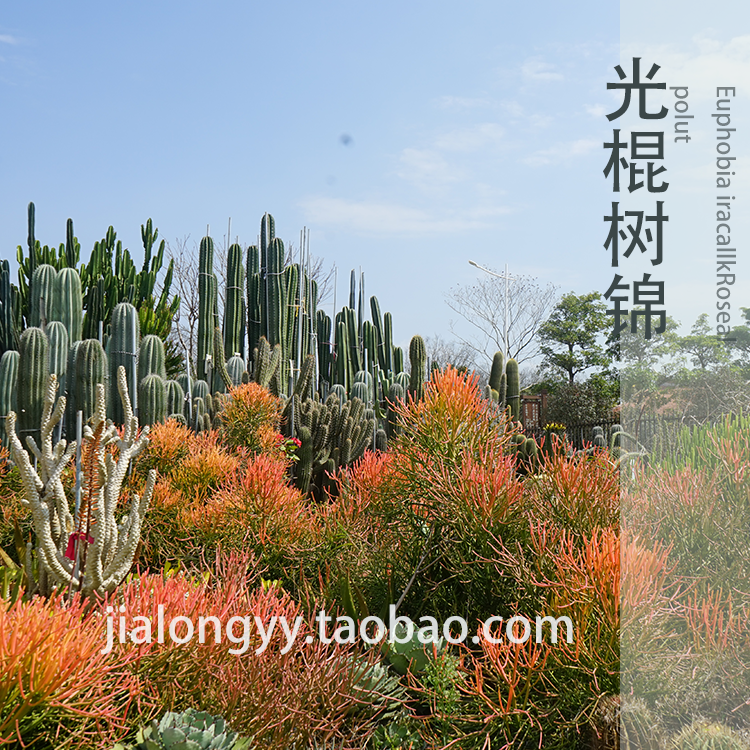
left=522, top=58, right=564, bottom=82
left=585, top=104, right=608, bottom=118
left=396, top=148, right=463, bottom=189
left=436, top=95, right=490, bottom=110
left=523, top=138, right=599, bottom=166
left=433, top=123, right=505, bottom=152
left=0, top=35, right=19, bottom=45
left=501, top=100, right=525, bottom=117
left=299, top=197, right=510, bottom=235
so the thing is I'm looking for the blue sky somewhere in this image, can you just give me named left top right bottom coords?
left=0, top=2, right=746, bottom=366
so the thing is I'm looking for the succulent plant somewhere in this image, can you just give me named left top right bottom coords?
left=620, top=697, right=661, bottom=750
left=114, top=708, right=253, bottom=750
left=382, top=621, right=445, bottom=675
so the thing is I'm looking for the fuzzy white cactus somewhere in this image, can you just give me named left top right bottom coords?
left=6, top=365, right=156, bottom=597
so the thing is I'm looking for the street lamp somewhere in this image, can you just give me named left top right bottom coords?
left=468, top=260, right=517, bottom=361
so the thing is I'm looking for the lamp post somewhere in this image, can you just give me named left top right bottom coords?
left=468, top=260, right=517, bottom=361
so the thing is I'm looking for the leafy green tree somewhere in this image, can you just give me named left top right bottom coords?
left=727, top=306, right=750, bottom=371
left=543, top=373, right=619, bottom=427
left=676, top=313, right=730, bottom=371
left=538, top=292, right=610, bottom=383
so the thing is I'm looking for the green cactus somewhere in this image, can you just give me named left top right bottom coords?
left=619, top=697, right=661, bottom=750
left=52, top=267, right=83, bottom=344
left=165, top=379, right=185, bottom=417
left=505, top=357, right=520, bottom=422
left=592, top=425, right=606, bottom=448
left=488, top=351, right=504, bottom=394
left=375, top=428, right=387, bottom=452
left=73, top=339, right=107, bottom=428
left=252, top=337, right=281, bottom=392
left=197, top=236, right=217, bottom=383
left=408, top=335, right=427, bottom=400
left=17, top=327, right=49, bottom=451
left=46, top=321, right=69, bottom=407
left=29, top=263, right=58, bottom=330
left=64, top=340, right=82, bottom=441
left=192, top=379, right=210, bottom=402
left=0, top=350, right=20, bottom=448
left=226, top=355, right=246, bottom=388
left=350, top=381, right=370, bottom=405
left=138, top=374, right=167, bottom=427
left=223, top=242, right=245, bottom=360
left=295, top=424, right=314, bottom=493
left=139, top=334, right=167, bottom=382
left=246, top=244, right=261, bottom=358
left=393, top=345, right=404, bottom=375
left=108, top=302, right=141, bottom=426
left=670, top=720, right=748, bottom=750
left=211, top=326, right=233, bottom=393
left=0, top=260, right=18, bottom=357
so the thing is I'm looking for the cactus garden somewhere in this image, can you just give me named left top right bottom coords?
left=1, top=207, right=749, bottom=750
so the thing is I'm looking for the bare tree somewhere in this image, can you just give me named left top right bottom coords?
left=425, top=334, right=487, bottom=382
left=165, top=235, right=200, bottom=377
left=284, top=242, right=337, bottom=306
left=445, top=273, right=559, bottom=366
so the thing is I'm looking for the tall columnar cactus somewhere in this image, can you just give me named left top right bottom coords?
left=246, top=244, right=261, bottom=358
left=5, top=366, right=156, bottom=597
left=408, top=335, right=427, bottom=400
left=0, top=350, right=19, bottom=448
left=488, top=351, right=505, bottom=403
left=266, top=236, right=286, bottom=350
left=74, top=339, right=107, bottom=428
left=29, top=264, right=58, bottom=329
left=52, top=267, right=83, bottom=344
left=108, top=302, right=140, bottom=427
left=223, top=242, right=245, bottom=359
left=211, top=326, right=233, bottom=393
left=139, top=374, right=167, bottom=427
left=17, top=327, right=49, bottom=452
left=165, top=379, right=185, bottom=418
left=138, top=334, right=167, bottom=382
left=506, top=358, right=520, bottom=422
left=197, top=236, right=217, bottom=382
left=0, top=259, right=18, bottom=357
left=46, top=321, right=69, bottom=408
left=383, top=312, right=394, bottom=375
